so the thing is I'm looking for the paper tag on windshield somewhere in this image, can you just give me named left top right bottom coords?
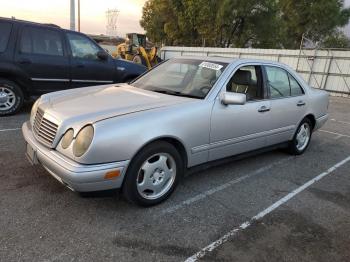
left=199, top=62, right=223, bottom=71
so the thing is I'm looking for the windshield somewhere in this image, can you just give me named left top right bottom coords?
left=131, top=59, right=228, bottom=99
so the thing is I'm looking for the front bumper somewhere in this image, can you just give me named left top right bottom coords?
left=22, top=121, right=130, bottom=192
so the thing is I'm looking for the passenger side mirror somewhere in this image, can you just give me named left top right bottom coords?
left=220, top=92, right=246, bottom=105
left=97, top=50, right=108, bottom=61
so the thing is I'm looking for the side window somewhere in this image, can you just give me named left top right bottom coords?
left=265, top=66, right=290, bottom=98
left=227, top=66, right=263, bottom=101
left=0, top=22, right=12, bottom=52
left=20, top=27, right=64, bottom=56
left=289, top=74, right=304, bottom=96
left=265, top=66, right=304, bottom=98
left=67, top=33, right=100, bottom=60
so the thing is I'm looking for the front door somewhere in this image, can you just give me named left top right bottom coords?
left=14, top=25, right=70, bottom=94
left=209, top=65, right=271, bottom=161
left=66, top=32, right=115, bottom=88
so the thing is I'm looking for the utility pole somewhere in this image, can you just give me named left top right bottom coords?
left=70, top=0, right=75, bottom=31
left=78, top=0, right=80, bottom=32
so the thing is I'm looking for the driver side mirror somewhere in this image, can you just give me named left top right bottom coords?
left=220, top=92, right=246, bottom=105
left=97, top=50, right=109, bottom=61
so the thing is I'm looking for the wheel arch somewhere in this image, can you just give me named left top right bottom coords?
left=125, top=135, right=188, bottom=174
left=120, top=136, right=188, bottom=190
left=0, top=73, right=29, bottom=98
left=304, top=114, right=316, bottom=130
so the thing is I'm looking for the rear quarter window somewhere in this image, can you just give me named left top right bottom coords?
left=0, top=22, right=13, bottom=52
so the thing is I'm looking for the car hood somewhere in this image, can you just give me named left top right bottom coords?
left=39, top=84, right=192, bottom=125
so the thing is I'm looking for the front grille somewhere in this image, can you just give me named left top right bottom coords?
left=33, top=108, right=58, bottom=145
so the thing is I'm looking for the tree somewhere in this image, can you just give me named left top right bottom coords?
left=322, top=31, right=350, bottom=48
left=140, top=0, right=350, bottom=49
left=277, top=0, right=350, bottom=48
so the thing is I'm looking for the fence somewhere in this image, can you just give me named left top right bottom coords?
left=160, top=46, right=350, bottom=97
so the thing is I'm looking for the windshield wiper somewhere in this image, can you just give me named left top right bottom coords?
left=151, top=89, right=201, bottom=99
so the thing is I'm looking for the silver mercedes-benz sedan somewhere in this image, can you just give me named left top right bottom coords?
left=22, top=57, right=329, bottom=206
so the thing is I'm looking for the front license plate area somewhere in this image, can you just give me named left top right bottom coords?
left=26, top=143, right=38, bottom=165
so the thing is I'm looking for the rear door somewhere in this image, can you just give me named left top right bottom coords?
left=263, top=65, right=307, bottom=145
left=14, top=25, right=70, bottom=94
left=66, top=32, right=115, bottom=87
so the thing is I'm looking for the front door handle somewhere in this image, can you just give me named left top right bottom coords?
left=297, top=101, right=306, bottom=107
left=258, top=105, right=270, bottom=113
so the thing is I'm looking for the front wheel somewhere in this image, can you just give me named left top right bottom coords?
left=122, top=141, right=183, bottom=206
left=288, top=118, right=313, bottom=155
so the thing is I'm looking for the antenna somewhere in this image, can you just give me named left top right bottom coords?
left=106, top=8, right=120, bottom=37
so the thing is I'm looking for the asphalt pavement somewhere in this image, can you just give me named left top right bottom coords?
left=0, top=97, right=349, bottom=262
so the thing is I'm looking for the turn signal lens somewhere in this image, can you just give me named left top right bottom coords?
left=61, top=129, right=74, bottom=149
left=104, top=170, right=121, bottom=180
left=73, top=125, right=94, bottom=157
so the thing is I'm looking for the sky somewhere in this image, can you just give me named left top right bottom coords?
left=1, top=0, right=147, bottom=37
left=1, top=0, right=349, bottom=37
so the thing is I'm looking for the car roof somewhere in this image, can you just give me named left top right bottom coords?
left=172, top=56, right=287, bottom=67
left=0, top=17, right=62, bottom=30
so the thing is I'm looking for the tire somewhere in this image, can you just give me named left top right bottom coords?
left=132, top=55, right=147, bottom=67
left=122, top=141, right=184, bottom=207
left=0, top=79, right=24, bottom=116
left=288, top=118, right=313, bottom=155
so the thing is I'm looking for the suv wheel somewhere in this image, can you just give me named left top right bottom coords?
left=0, top=79, right=24, bottom=116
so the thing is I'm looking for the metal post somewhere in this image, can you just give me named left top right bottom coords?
left=78, top=0, right=80, bottom=32
left=320, top=49, right=330, bottom=88
left=277, top=54, right=281, bottom=62
left=70, top=0, right=75, bottom=31
left=323, top=55, right=333, bottom=90
left=296, top=34, right=304, bottom=71
left=307, top=48, right=317, bottom=85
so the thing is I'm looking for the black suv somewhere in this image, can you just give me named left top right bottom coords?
left=0, top=18, right=147, bottom=116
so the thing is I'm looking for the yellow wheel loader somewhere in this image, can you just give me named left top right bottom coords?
left=113, top=33, right=161, bottom=69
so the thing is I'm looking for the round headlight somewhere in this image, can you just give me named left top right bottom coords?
left=73, top=125, right=94, bottom=157
left=61, top=129, right=74, bottom=149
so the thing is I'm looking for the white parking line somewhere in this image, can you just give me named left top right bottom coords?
left=0, top=128, right=21, bottom=132
left=162, top=136, right=337, bottom=216
left=319, top=130, right=350, bottom=139
left=330, top=119, right=350, bottom=125
left=185, top=155, right=350, bottom=262
left=162, top=157, right=292, bottom=215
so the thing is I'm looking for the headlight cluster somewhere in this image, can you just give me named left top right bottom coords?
left=60, top=125, right=94, bottom=157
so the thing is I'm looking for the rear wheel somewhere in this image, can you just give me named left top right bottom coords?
left=288, top=118, right=313, bottom=155
left=0, top=79, right=24, bottom=116
left=123, top=141, right=183, bottom=206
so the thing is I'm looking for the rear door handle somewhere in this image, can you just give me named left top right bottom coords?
left=18, top=58, right=32, bottom=65
left=258, top=105, right=270, bottom=113
left=297, top=101, right=306, bottom=107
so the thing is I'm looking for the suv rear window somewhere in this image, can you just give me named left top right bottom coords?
left=20, top=26, right=64, bottom=56
left=0, top=22, right=12, bottom=52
